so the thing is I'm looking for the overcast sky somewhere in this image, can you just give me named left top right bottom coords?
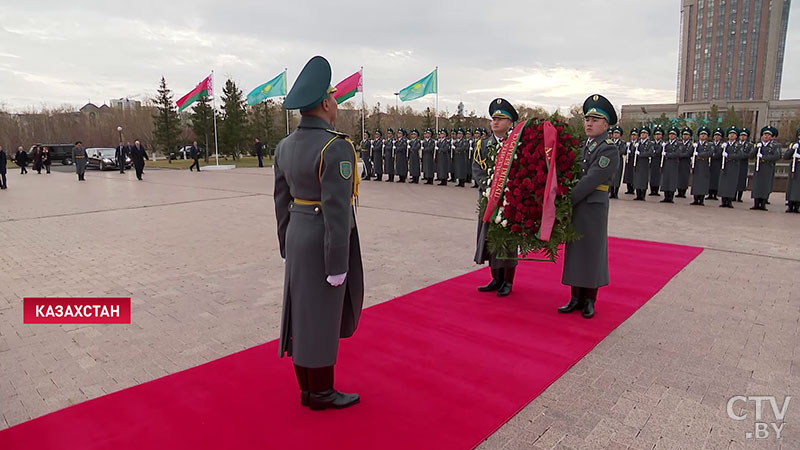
left=1, top=0, right=798, bottom=117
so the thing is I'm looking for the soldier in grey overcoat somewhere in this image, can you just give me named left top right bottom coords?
left=707, top=128, right=724, bottom=200
left=436, top=129, right=450, bottom=185
left=559, top=94, right=619, bottom=319
left=394, top=128, right=408, bottom=183
left=718, top=127, right=745, bottom=208
left=648, top=129, right=662, bottom=196
left=454, top=128, right=469, bottom=187
left=783, top=127, right=800, bottom=213
left=72, top=141, right=88, bottom=181
left=659, top=127, right=679, bottom=203
left=421, top=128, right=436, bottom=184
left=360, top=131, right=373, bottom=180
left=633, top=127, right=655, bottom=200
left=623, top=128, right=638, bottom=194
left=690, top=127, right=714, bottom=205
left=676, top=128, right=693, bottom=198
left=736, top=128, right=753, bottom=201
left=608, top=126, right=625, bottom=198
left=749, top=126, right=782, bottom=211
left=475, top=99, right=519, bottom=297
left=408, top=129, right=422, bottom=184
left=371, top=130, right=383, bottom=181
left=383, top=128, right=395, bottom=182
left=273, top=56, right=363, bottom=411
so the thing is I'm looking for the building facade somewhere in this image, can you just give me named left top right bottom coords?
left=677, top=0, right=792, bottom=103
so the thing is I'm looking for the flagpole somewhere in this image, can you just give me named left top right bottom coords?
left=435, top=66, right=439, bottom=132
left=360, top=66, right=365, bottom=138
left=211, top=70, right=220, bottom=166
left=284, top=68, right=290, bottom=135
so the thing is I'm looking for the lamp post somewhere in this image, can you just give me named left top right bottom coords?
left=117, top=126, right=124, bottom=169
left=394, top=92, right=399, bottom=112
left=117, top=126, right=123, bottom=147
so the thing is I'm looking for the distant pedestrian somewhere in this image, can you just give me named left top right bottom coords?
left=254, top=137, right=264, bottom=167
left=14, top=146, right=28, bottom=174
left=42, top=146, right=51, bottom=174
left=33, top=146, right=43, bottom=174
left=130, top=139, right=149, bottom=180
left=72, top=141, right=88, bottom=181
left=116, top=142, right=130, bottom=173
left=0, top=145, right=7, bottom=189
left=189, top=140, right=201, bottom=172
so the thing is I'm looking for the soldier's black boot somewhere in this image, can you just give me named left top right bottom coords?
left=690, top=195, right=702, bottom=205
left=660, top=192, right=673, bottom=203
left=582, top=288, right=597, bottom=319
left=625, top=184, right=634, bottom=195
left=294, top=364, right=310, bottom=407
left=472, top=181, right=479, bottom=188
left=477, top=268, right=504, bottom=292
left=676, top=189, right=686, bottom=198
left=609, top=187, right=618, bottom=199
left=649, top=186, right=659, bottom=196
left=307, top=366, right=359, bottom=411
left=399, top=176, right=406, bottom=183
left=496, top=267, right=516, bottom=297
left=558, top=287, right=583, bottom=313
left=457, top=180, right=465, bottom=187
left=750, top=199, right=759, bottom=210
left=438, top=179, right=448, bottom=186
left=736, top=191, right=744, bottom=202
left=425, top=178, right=433, bottom=185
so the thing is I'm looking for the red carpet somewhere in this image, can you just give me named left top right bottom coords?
left=0, top=237, right=702, bottom=450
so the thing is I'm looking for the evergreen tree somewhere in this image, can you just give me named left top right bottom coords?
left=721, top=106, right=742, bottom=131
left=152, top=76, right=182, bottom=162
left=189, top=94, right=216, bottom=163
left=422, top=107, right=434, bottom=131
left=219, top=79, right=247, bottom=159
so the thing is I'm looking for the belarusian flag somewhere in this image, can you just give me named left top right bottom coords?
left=177, top=74, right=213, bottom=111
left=333, top=70, right=363, bottom=104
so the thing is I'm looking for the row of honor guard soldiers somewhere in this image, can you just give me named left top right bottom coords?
left=611, top=124, right=800, bottom=213
left=359, top=127, right=490, bottom=187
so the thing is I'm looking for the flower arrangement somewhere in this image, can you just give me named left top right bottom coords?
left=479, top=115, right=583, bottom=261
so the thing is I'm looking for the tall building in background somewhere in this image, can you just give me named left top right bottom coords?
left=677, top=0, right=792, bottom=103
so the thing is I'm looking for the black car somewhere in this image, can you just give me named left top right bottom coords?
left=28, top=144, right=75, bottom=165
left=86, top=147, right=132, bottom=170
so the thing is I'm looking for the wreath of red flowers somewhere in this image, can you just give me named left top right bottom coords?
left=479, top=115, right=583, bottom=261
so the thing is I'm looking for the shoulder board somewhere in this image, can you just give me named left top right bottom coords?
left=605, top=138, right=613, bottom=144
left=325, top=129, right=349, bottom=138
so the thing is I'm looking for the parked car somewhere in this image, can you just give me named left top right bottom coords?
left=86, top=147, right=132, bottom=170
left=28, top=143, right=75, bottom=165
left=169, top=145, right=206, bottom=161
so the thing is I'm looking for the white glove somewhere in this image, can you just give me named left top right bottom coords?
left=282, top=258, right=285, bottom=264
left=793, top=143, right=799, bottom=150
left=693, top=151, right=698, bottom=157
left=326, top=273, right=347, bottom=287
left=635, top=150, right=640, bottom=155
left=794, top=151, right=800, bottom=159
left=723, top=151, right=729, bottom=158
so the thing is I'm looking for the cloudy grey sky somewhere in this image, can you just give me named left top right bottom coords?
left=1, top=0, right=798, bottom=117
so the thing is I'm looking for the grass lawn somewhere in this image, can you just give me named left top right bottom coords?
left=148, top=156, right=274, bottom=169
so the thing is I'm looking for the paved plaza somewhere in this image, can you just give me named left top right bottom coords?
left=0, top=165, right=797, bottom=449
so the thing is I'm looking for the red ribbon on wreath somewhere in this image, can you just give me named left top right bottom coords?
left=482, top=119, right=529, bottom=223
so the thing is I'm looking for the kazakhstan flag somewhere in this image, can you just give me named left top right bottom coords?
left=246, top=71, right=287, bottom=105
left=398, top=69, right=437, bottom=102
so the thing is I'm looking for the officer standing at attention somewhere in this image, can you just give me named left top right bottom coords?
left=623, top=128, right=638, bottom=195
left=558, top=94, right=619, bottom=319
left=273, top=56, right=364, bottom=410
left=360, top=131, right=373, bottom=180
left=633, top=127, right=654, bottom=200
left=648, top=125, right=662, bottom=197
left=736, top=128, right=753, bottom=202
left=660, top=126, right=679, bottom=203
left=72, top=141, right=88, bottom=181
left=676, top=127, right=694, bottom=198
left=371, top=130, right=383, bottom=181
left=608, top=125, right=624, bottom=198
left=394, top=128, right=409, bottom=183
left=784, top=127, right=800, bottom=213
left=383, top=128, right=395, bottom=182
left=718, top=127, right=742, bottom=208
left=421, top=128, right=436, bottom=184
left=474, top=98, right=519, bottom=297
left=707, top=128, right=724, bottom=200
left=749, top=126, right=782, bottom=211
left=436, top=128, right=450, bottom=186
left=689, top=127, right=714, bottom=205
left=408, top=129, right=422, bottom=184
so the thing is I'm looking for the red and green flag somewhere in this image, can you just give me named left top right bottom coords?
left=333, top=70, right=363, bottom=104
left=177, top=74, right=213, bottom=111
